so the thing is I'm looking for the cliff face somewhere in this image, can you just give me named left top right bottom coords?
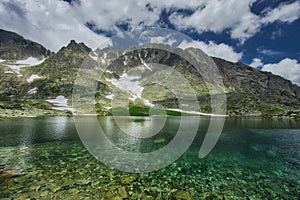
left=211, top=57, right=300, bottom=116
left=0, top=29, right=299, bottom=117
left=213, top=57, right=300, bottom=104
left=0, top=29, right=51, bottom=60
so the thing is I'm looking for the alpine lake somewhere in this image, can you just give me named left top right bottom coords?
left=0, top=116, right=299, bottom=199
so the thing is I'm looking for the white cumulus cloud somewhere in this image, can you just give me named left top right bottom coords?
left=0, top=0, right=299, bottom=51
left=178, top=40, right=242, bottom=62
left=250, top=58, right=263, bottom=68
left=169, top=0, right=300, bottom=42
left=262, top=1, right=300, bottom=24
left=0, top=0, right=110, bottom=51
left=261, top=58, right=300, bottom=85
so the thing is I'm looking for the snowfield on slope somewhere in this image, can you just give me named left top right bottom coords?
left=4, top=57, right=46, bottom=75
left=46, top=96, right=75, bottom=112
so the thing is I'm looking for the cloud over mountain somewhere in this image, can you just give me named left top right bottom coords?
left=261, top=58, right=300, bottom=85
left=0, top=0, right=299, bottom=85
left=178, top=40, right=242, bottom=63
left=1, top=0, right=299, bottom=51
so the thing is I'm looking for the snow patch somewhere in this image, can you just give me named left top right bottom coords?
left=106, top=73, right=154, bottom=107
left=5, top=57, right=46, bottom=75
left=46, top=96, right=74, bottom=112
left=107, top=73, right=144, bottom=100
left=143, top=99, right=154, bottom=107
left=4, top=71, right=14, bottom=74
left=89, top=51, right=98, bottom=61
left=27, top=87, right=38, bottom=95
left=167, top=108, right=228, bottom=117
left=0, top=59, right=5, bottom=63
left=105, top=94, right=114, bottom=100
left=101, top=53, right=108, bottom=64
left=27, top=74, right=44, bottom=83
left=89, top=53, right=98, bottom=61
left=138, top=52, right=152, bottom=71
left=16, top=57, right=44, bottom=65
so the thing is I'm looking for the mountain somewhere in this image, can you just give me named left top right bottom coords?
left=212, top=57, right=300, bottom=116
left=0, top=37, right=91, bottom=117
left=0, top=29, right=51, bottom=60
left=0, top=29, right=299, bottom=118
left=27, top=39, right=91, bottom=98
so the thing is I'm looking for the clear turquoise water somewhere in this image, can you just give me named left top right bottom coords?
left=0, top=116, right=299, bottom=199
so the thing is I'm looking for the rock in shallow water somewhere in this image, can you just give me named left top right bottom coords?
left=172, top=190, right=193, bottom=200
left=0, top=166, right=24, bottom=182
left=105, top=186, right=128, bottom=199
left=120, top=175, right=138, bottom=184
left=0, top=163, right=5, bottom=171
left=154, top=138, right=166, bottom=144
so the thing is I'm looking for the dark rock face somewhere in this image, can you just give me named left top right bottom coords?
left=212, top=57, right=300, bottom=107
left=0, top=29, right=50, bottom=60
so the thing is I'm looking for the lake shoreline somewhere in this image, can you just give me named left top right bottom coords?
left=0, top=108, right=299, bottom=121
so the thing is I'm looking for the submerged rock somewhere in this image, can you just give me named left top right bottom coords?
left=172, top=190, right=193, bottom=200
left=120, top=175, right=138, bottom=184
left=105, top=186, right=128, bottom=199
left=0, top=163, right=5, bottom=172
left=50, top=186, right=61, bottom=193
left=117, top=186, right=128, bottom=198
left=76, top=179, right=91, bottom=186
left=14, top=194, right=30, bottom=200
left=0, top=165, right=24, bottom=182
left=154, top=138, right=166, bottom=144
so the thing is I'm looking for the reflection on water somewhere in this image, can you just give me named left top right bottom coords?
left=0, top=116, right=299, bottom=199
left=112, top=116, right=166, bottom=138
left=45, top=116, right=68, bottom=140
left=0, top=116, right=299, bottom=147
left=0, top=116, right=78, bottom=147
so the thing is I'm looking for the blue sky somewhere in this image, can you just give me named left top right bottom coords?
left=0, top=0, right=299, bottom=84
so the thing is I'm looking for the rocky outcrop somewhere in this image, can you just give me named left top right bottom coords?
left=27, top=40, right=91, bottom=98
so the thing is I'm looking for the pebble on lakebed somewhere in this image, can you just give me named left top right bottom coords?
left=172, top=190, right=193, bottom=200
left=153, top=138, right=166, bottom=144
left=105, top=186, right=128, bottom=199
left=120, top=175, right=138, bottom=184
left=0, top=164, right=24, bottom=182
left=0, top=134, right=299, bottom=199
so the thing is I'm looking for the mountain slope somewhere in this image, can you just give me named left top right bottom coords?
left=213, top=57, right=300, bottom=105
left=85, top=46, right=300, bottom=117
left=0, top=29, right=51, bottom=60
left=212, top=57, right=300, bottom=116
left=0, top=39, right=91, bottom=117
left=27, top=40, right=91, bottom=98
left=0, top=29, right=299, bottom=118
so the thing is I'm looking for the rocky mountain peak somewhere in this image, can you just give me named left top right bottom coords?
left=63, top=39, right=91, bottom=53
left=46, top=39, right=92, bottom=67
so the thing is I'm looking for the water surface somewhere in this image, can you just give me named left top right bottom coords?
left=0, top=116, right=299, bottom=199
